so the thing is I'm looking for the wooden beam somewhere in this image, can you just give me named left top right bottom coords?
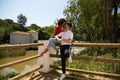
left=10, top=65, right=43, bottom=80
left=50, top=54, right=120, bottom=64
left=1, top=43, right=120, bottom=50
left=73, top=43, right=120, bottom=48
left=0, top=43, right=44, bottom=49
left=51, top=65, right=120, bottom=78
left=0, top=54, right=41, bottom=69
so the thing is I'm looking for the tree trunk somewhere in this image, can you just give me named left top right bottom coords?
left=104, top=0, right=111, bottom=42
left=111, top=0, right=118, bottom=43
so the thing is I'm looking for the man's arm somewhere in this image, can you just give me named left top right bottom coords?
left=55, top=35, right=62, bottom=43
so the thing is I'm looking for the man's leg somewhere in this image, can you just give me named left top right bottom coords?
left=49, top=38, right=59, bottom=54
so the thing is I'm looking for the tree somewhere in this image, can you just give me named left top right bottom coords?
left=104, top=0, right=120, bottom=43
left=64, top=0, right=120, bottom=43
left=38, top=29, right=50, bottom=40
left=0, top=19, right=28, bottom=43
left=27, top=24, right=41, bottom=31
left=64, top=0, right=104, bottom=42
left=0, top=27, right=5, bottom=43
left=17, top=14, right=27, bottom=27
left=44, top=25, right=54, bottom=36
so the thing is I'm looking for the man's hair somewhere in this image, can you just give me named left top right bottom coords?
left=58, top=18, right=66, bottom=26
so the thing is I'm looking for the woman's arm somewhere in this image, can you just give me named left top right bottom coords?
left=62, top=31, right=73, bottom=43
left=62, top=39, right=72, bottom=43
left=55, top=35, right=72, bottom=43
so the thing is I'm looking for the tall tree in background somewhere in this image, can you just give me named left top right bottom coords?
left=0, top=27, right=5, bottom=43
left=64, top=0, right=120, bottom=43
left=64, top=0, right=104, bottom=42
left=17, top=14, right=27, bottom=27
left=104, top=0, right=120, bottom=43
left=111, top=0, right=120, bottom=42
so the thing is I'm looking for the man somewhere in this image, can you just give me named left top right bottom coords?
left=40, top=18, right=66, bottom=56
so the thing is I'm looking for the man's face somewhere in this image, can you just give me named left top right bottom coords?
left=64, top=24, right=69, bottom=29
left=61, top=23, right=66, bottom=31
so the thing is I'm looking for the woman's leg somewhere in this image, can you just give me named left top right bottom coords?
left=60, top=46, right=67, bottom=74
left=41, top=38, right=58, bottom=55
left=60, top=45, right=71, bottom=73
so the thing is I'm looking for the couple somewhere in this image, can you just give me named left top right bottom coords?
left=40, top=18, right=73, bottom=80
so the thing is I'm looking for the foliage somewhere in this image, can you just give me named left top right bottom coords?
left=64, top=0, right=120, bottom=42
left=0, top=48, right=26, bottom=59
left=44, top=26, right=54, bottom=36
left=38, top=29, right=50, bottom=40
left=38, top=26, right=54, bottom=40
left=0, top=72, right=19, bottom=80
left=27, top=24, right=41, bottom=31
left=17, top=14, right=27, bottom=27
left=0, top=27, right=5, bottom=42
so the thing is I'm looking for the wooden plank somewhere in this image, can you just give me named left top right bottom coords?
left=51, top=65, right=120, bottom=78
left=10, top=65, right=43, bottom=80
left=50, top=54, right=120, bottom=64
left=0, top=43, right=44, bottom=49
left=1, top=43, right=120, bottom=49
left=73, top=43, right=120, bottom=48
left=0, top=54, right=41, bottom=69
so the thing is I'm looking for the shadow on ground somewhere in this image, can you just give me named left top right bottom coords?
left=30, top=70, right=98, bottom=80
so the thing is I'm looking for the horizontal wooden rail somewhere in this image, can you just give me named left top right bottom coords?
left=0, top=43, right=44, bottom=49
left=73, top=43, right=120, bottom=48
left=1, top=42, right=120, bottom=50
left=51, top=65, right=120, bottom=78
left=10, top=65, right=43, bottom=80
left=50, top=54, right=120, bottom=64
left=0, top=54, right=41, bottom=69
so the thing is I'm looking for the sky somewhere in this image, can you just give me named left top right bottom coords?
left=0, top=0, right=68, bottom=27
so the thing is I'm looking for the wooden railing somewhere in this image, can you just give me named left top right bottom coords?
left=10, top=65, right=43, bottom=80
left=50, top=43, right=120, bottom=78
left=0, top=42, right=120, bottom=80
left=50, top=54, right=120, bottom=78
left=73, top=42, right=120, bottom=48
left=0, top=43, right=44, bottom=50
left=0, top=43, right=44, bottom=80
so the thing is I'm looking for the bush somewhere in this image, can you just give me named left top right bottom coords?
left=6, top=72, right=19, bottom=78
left=0, top=48, right=26, bottom=59
left=0, top=72, right=19, bottom=80
left=9, top=48, right=26, bottom=57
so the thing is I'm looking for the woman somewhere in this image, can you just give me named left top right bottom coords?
left=40, top=18, right=66, bottom=56
left=55, top=22, right=73, bottom=80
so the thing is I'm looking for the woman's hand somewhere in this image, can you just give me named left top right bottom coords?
left=57, top=39, right=62, bottom=43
